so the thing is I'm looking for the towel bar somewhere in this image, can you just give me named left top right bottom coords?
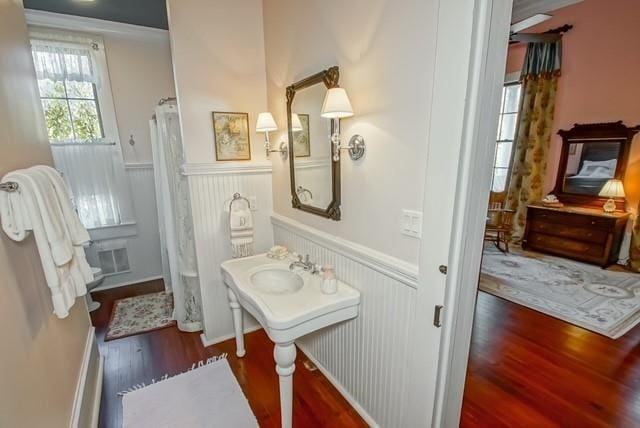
left=0, top=181, right=18, bottom=192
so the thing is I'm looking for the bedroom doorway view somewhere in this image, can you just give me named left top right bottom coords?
left=461, top=0, right=640, bottom=426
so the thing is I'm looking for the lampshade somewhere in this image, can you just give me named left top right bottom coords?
left=256, top=112, right=277, bottom=133
left=599, top=179, right=626, bottom=198
left=291, top=113, right=303, bottom=132
left=321, top=87, right=354, bottom=119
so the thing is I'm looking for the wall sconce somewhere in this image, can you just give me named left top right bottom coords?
left=321, top=87, right=365, bottom=161
left=256, top=112, right=286, bottom=157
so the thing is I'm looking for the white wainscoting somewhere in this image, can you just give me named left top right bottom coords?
left=91, top=163, right=164, bottom=290
left=271, top=214, right=418, bottom=428
left=185, top=163, right=274, bottom=343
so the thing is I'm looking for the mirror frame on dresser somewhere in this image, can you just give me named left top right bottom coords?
left=286, top=66, right=342, bottom=220
left=553, top=121, right=639, bottom=211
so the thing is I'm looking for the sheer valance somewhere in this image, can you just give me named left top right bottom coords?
left=31, top=38, right=97, bottom=84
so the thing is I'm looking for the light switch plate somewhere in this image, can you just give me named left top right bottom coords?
left=402, top=210, right=423, bottom=238
left=248, top=196, right=258, bottom=211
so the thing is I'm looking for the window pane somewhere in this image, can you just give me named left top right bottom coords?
left=495, top=141, right=513, bottom=168
left=499, top=113, right=518, bottom=141
left=66, top=80, right=95, bottom=99
left=504, top=84, right=521, bottom=113
left=69, top=100, right=102, bottom=140
left=38, top=79, right=66, bottom=98
left=42, top=99, right=73, bottom=140
left=492, top=168, right=508, bottom=192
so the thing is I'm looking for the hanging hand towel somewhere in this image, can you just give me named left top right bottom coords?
left=0, top=166, right=93, bottom=318
left=229, top=205, right=254, bottom=258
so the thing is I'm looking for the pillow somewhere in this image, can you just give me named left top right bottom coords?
left=577, top=159, right=617, bottom=178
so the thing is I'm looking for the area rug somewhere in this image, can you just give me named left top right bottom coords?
left=105, top=291, right=176, bottom=341
left=480, top=247, right=640, bottom=338
left=122, top=357, right=257, bottom=428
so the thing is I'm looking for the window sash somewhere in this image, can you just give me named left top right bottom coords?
left=490, top=83, right=522, bottom=192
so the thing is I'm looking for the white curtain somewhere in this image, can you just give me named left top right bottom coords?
left=51, top=144, right=134, bottom=228
left=31, top=38, right=97, bottom=84
left=151, top=102, right=203, bottom=332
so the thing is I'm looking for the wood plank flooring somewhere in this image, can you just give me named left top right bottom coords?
left=90, top=280, right=366, bottom=428
left=461, top=290, right=640, bottom=427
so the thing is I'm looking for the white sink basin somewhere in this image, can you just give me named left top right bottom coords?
left=250, top=268, right=303, bottom=295
left=221, top=254, right=360, bottom=428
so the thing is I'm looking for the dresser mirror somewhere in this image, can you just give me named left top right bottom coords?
left=554, top=122, right=638, bottom=210
left=286, top=66, right=341, bottom=220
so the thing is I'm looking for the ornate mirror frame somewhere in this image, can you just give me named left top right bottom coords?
left=286, top=66, right=341, bottom=220
left=553, top=121, right=639, bottom=210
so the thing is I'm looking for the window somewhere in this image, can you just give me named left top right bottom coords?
left=31, top=38, right=104, bottom=143
left=491, top=83, right=522, bottom=192
left=30, top=31, right=134, bottom=229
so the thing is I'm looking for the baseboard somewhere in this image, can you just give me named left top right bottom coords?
left=92, top=274, right=164, bottom=292
left=70, top=327, right=103, bottom=428
left=296, top=342, right=379, bottom=428
left=200, top=324, right=262, bottom=348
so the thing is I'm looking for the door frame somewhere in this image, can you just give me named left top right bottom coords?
left=407, top=0, right=514, bottom=426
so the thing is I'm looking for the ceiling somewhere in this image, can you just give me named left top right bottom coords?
left=23, top=0, right=168, bottom=29
left=512, top=0, right=582, bottom=22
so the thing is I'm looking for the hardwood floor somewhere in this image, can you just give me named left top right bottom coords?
left=90, top=281, right=366, bottom=428
left=461, top=291, right=640, bottom=427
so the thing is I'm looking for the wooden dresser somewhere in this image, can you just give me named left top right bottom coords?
left=523, top=204, right=629, bottom=267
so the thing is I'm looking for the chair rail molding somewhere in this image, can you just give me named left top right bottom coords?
left=271, top=214, right=418, bottom=288
left=182, top=161, right=273, bottom=176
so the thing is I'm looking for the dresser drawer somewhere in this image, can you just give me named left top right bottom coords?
left=528, top=208, right=614, bottom=230
left=527, top=232, right=604, bottom=259
left=529, top=220, right=609, bottom=244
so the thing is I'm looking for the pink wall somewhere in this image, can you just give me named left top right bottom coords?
left=506, top=0, right=640, bottom=210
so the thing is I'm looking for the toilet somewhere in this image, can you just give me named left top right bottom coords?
left=85, top=266, right=104, bottom=312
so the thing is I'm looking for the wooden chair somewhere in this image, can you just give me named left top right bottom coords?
left=485, top=191, right=515, bottom=253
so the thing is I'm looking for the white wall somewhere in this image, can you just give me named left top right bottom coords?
left=103, top=30, right=176, bottom=163
left=167, top=0, right=269, bottom=164
left=0, top=2, right=94, bottom=426
left=167, top=0, right=274, bottom=341
left=262, top=0, right=439, bottom=424
left=264, top=0, right=438, bottom=265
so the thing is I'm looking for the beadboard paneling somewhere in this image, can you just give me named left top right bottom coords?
left=273, top=217, right=417, bottom=428
left=187, top=170, right=274, bottom=342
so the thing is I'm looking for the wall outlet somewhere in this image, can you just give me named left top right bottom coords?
left=401, top=210, right=423, bottom=238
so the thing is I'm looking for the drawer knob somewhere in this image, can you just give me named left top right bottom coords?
left=591, top=221, right=596, bottom=225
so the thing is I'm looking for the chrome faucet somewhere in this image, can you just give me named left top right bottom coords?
left=289, top=254, right=320, bottom=274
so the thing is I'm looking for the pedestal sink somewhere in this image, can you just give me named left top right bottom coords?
left=221, top=254, right=360, bottom=428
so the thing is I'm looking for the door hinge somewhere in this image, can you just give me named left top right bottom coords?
left=434, top=305, right=444, bottom=327
left=439, top=265, right=447, bottom=275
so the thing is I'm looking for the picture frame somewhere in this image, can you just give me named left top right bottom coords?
left=293, top=113, right=311, bottom=157
left=212, top=111, right=251, bottom=161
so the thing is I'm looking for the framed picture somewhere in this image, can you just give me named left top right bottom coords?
left=293, top=113, right=310, bottom=157
left=212, top=111, right=251, bottom=161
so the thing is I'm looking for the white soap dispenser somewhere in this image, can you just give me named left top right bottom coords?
left=321, top=264, right=338, bottom=295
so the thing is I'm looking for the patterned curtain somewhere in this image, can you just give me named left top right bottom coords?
left=507, top=40, right=562, bottom=242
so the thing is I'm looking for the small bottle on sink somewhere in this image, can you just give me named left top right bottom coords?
left=321, top=264, right=338, bottom=294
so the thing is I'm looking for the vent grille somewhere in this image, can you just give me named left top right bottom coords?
left=97, top=243, right=131, bottom=276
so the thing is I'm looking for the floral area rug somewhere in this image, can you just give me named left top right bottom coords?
left=480, top=246, right=640, bottom=339
left=105, top=291, right=176, bottom=341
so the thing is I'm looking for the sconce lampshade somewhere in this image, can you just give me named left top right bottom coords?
left=321, top=87, right=354, bottom=119
left=599, top=179, right=626, bottom=198
left=291, top=113, right=303, bottom=132
left=256, top=112, right=278, bottom=133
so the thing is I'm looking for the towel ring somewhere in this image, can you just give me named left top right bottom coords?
left=228, top=193, right=250, bottom=212
left=296, top=185, right=313, bottom=200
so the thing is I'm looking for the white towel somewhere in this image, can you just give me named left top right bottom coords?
left=229, top=207, right=254, bottom=258
left=0, top=166, right=92, bottom=318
